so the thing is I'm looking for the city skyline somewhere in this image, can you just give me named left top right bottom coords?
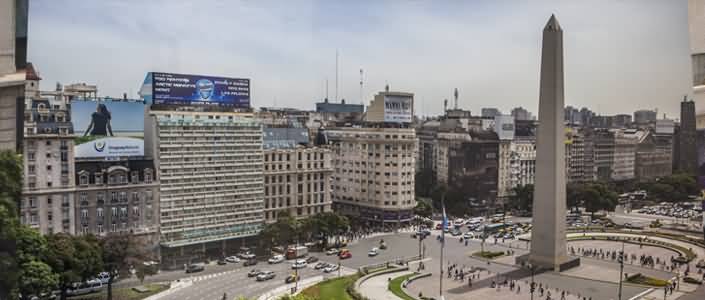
left=28, top=0, right=691, bottom=118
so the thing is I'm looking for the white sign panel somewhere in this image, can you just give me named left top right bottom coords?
left=384, top=95, right=412, bottom=123
left=74, top=137, right=144, bottom=158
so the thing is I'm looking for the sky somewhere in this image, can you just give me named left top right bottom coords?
left=28, top=0, right=693, bottom=118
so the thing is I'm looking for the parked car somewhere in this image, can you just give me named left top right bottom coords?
left=463, top=232, right=474, bottom=239
left=450, top=229, right=462, bottom=236
left=247, top=269, right=263, bottom=277
left=256, top=271, right=276, bottom=281
left=268, top=255, right=285, bottom=264
left=306, top=256, right=319, bottom=263
left=186, top=263, right=205, bottom=273
left=217, top=259, right=227, bottom=265
left=326, top=248, right=340, bottom=255
left=225, top=256, right=240, bottom=263
left=292, top=259, right=308, bottom=269
left=239, top=252, right=256, bottom=260
left=244, top=259, right=258, bottom=267
left=66, top=281, right=103, bottom=296
left=314, top=262, right=329, bottom=270
left=324, top=264, right=340, bottom=273
left=368, top=248, right=379, bottom=257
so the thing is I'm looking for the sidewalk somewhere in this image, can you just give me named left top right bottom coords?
left=359, top=270, right=416, bottom=300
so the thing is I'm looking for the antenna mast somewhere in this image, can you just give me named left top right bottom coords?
left=335, top=50, right=339, bottom=103
left=454, top=88, right=459, bottom=110
left=359, top=68, right=364, bottom=105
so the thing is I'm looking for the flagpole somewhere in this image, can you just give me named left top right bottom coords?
left=439, top=193, right=446, bottom=300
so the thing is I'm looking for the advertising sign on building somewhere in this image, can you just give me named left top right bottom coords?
left=494, top=115, right=515, bottom=140
left=71, top=100, right=145, bottom=158
left=151, top=72, right=250, bottom=107
left=383, top=95, right=412, bottom=123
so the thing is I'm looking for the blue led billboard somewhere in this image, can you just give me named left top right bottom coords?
left=151, top=72, right=250, bottom=107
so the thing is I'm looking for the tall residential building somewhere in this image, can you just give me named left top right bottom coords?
left=262, top=127, right=332, bottom=222
left=146, top=110, right=264, bottom=267
left=0, top=0, right=29, bottom=152
left=634, top=110, right=657, bottom=126
left=631, top=130, right=672, bottom=181
left=327, top=127, right=416, bottom=224
left=74, top=159, right=160, bottom=255
left=20, top=84, right=76, bottom=235
left=481, top=108, right=502, bottom=118
left=566, top=128, right=585, bottom=183
left=593, top=129, right=637, bottom=181
left=509, top=137, right=536, bottom=188
left=678, top=99, right=697, bottom=174
left=689, top=0, right=705, bottom=105
left=511, top=106, right=533, bottom=121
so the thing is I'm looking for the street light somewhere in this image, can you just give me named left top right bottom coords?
left=618, top=241, right=625, bottom=300
left=529, top=264, right=536, bottom=300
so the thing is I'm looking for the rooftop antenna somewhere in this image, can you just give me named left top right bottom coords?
left=453, top=88, right=459, bottom=110
left=359, top=68, right=364, bottom=105
left=325, top=78, right=329, bottom=102
left=385, top=82, right=390, bottom=92
left=444, top=98, right=448, bottom=113
left=335, top=50, right=339, bottom=103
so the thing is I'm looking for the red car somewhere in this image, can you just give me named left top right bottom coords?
left=435, top=223, right=442, bottom=230
left=338, top=249, right=352, bottom=259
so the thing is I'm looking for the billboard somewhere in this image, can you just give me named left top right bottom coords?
left=71, top=100, right=145, bottom=158
left=151, top=72, right=250, bottom=107
left=383, top=95, right=412, bottom=123
left=494, top=115, right=515, bottom=140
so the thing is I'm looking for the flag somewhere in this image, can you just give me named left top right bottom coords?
left=441, top=204, right=448, bottom=244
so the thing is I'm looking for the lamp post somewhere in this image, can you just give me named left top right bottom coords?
left=618, top=241, right=625, bottom=300
left=529, top=264, right=536, bottom=300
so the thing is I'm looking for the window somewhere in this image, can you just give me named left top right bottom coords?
left=132, top=206, right=139, bottom=217
left=47, top=196, right=52, bottom=206
left=111, top=192, right=118, bottom=202
left=97, top=207, right=104, bottom=218
left=145, top=170, right=153, bottom=183
left=98, top=224, right=104, bottom=233
left=28, top=165, right=35, bottom=174
left=81, top=209, right=88, bottom=220
left=27, top=152, right=35, bottom=161
left=119, top=192, right=127, bottom=202
left=79, top=192, right=87, bottom=203
left=132, top=192, right=139, bottom=203
left=79, top=174, right=88, bottom=186
left=45, top=140, right=51, bottom=146
left=111, top=207, right=117, bottom=217
left=97, top=192, right=104, bottom=202
left=95, top=173, right=102, bottom=184
left=47, top=212, right=52, bottom=221
left=131, top=171, right=139, bottom=183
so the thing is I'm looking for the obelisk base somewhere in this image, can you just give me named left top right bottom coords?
left=516, top=254, right=580, bottom=272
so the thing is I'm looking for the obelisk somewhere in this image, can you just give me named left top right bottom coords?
left=528, top=14, right=579, bottom=272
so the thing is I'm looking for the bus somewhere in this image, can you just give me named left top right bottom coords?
left=483, top=223, right=508, bottom=233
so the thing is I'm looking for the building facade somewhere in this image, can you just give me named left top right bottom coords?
left=74, top=159, right=160, bottom=254
left=20, top=92, right=76, bottom=234
left=327, top=127, right=416, bottom=224
left=147, top=110, right=264, bottom=266
left=678, top=99, right=697, bottom=174
left=263, top=146, right=333, bottom=222
left=510, top=137, right=536, bottom=188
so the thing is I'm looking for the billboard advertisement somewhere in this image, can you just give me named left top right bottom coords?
left=383, top=95, right=412, bottom=123
left=151, top=72, right=250, bottom=107
left=71, top=100, right=145, bottom=158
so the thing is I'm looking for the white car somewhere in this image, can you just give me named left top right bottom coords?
left=268, top=255, right=284, bottom=264
left=463, top=232, right=474, bottom=239
left=239, top=252, right=256, bottom=260
left=324, top=264, right=340, bottom=273
left=291, top=259, right=307, bottom=269
left=225, top=256, right=240, bottom=263
left=326, top=248, right=339, bottom=255
left=368, top=248, right=379, bottom=257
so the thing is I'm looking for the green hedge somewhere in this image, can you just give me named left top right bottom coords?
left=472, top=251, right=505, bottom=259
left=625, top=273, right=669, bottom=287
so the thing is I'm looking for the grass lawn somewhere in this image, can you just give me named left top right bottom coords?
left=388, top=273, right=417, bottom=300
left=472, top=251, right=505, bottom=259
left=69, top=283, right=169, bottom=300
left=301, top=274, right=360, bottom=300
left=625, top=274, right=669, bottom=287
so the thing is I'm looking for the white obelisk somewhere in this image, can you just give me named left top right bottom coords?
left=529, top=14, right=576, bottom=271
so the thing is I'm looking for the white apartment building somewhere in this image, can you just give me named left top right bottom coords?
left=263, top=146, right=332, bottom=222
left=509, top=138, right=536, bottom=188
left=146, top=110, right=264, bottom=266
left=20, top=82, right=76, bottom=235
left=327, top=127, right=416, bottom=224
left=612, top=130, right=637, bottom=181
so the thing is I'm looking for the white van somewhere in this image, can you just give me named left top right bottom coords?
left=66, top=280, right=103, bottom=296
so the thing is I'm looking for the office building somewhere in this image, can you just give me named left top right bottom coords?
left=0, top=0, right=28, bottom=152
left=74, top=159, right=160, bottom=254
left=631, top=130, right=672, bottom=180
left=511, top=106, right=533, bottom=121
left=634, top=110, right=657, bottom=126
left=262, top=127, right=332, bottom=222
left=327, top=127, right=416, bottom=224
left=510, top=137, right=536, bottom=188
left=678, top=99, right=697, bottom=174
left=146, top=110, right=264, bottom=267
left=481, top=108, right=502, bottom=118
left=20, top=82, right=76, bottom=235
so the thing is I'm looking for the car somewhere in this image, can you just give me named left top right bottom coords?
left=324, top=264, right=340, bottom=273
left=306, top=256, right=319, bottom=263
left=503, top=233, right=514, bottom=239
left=339, top=250, right=352, bottom=259
left=240, top=253, right=256, bottom=260
left=368, top=247, right=379, bottom=256
left=463, top=232, right=474, bottom=239
left=247, top=269, right=263, bottom=277
left=225, top=256, right=240, bottom=263
left=244, top=259, right=258, bottom=267
left=256, top=271, right=276, bottom=281
left=292, top=259, right=307, bottom=269
left=326, top=248, right=340, bottom=255
left=314, top=262, right=329, bottom=270
left=450, top=229, right=462, bottom=236
left=268, top=255, right=285, bottom=264
left=217, top=259, right=227, bottom=265
left=285, top=274, right=300, bottom=283
left=186, top=263, right=205, bottom=273
left=435, top=223, right=442, bottom=230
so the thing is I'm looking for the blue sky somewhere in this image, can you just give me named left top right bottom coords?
left=29, top=0, right=692, bottom=117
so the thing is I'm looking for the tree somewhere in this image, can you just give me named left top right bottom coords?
left=413, top=200, right=432, bottom=218
left=15, top=226, right=58, bottom=299
left=508, top=184, right=534, bottom=212
left=0, top=150, right=22, bottom=299
left=101, top=234, right=150, bottom=300
left=578, top=182, right=618, bottom=218
left=46, top=234, right=103, bottom=300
